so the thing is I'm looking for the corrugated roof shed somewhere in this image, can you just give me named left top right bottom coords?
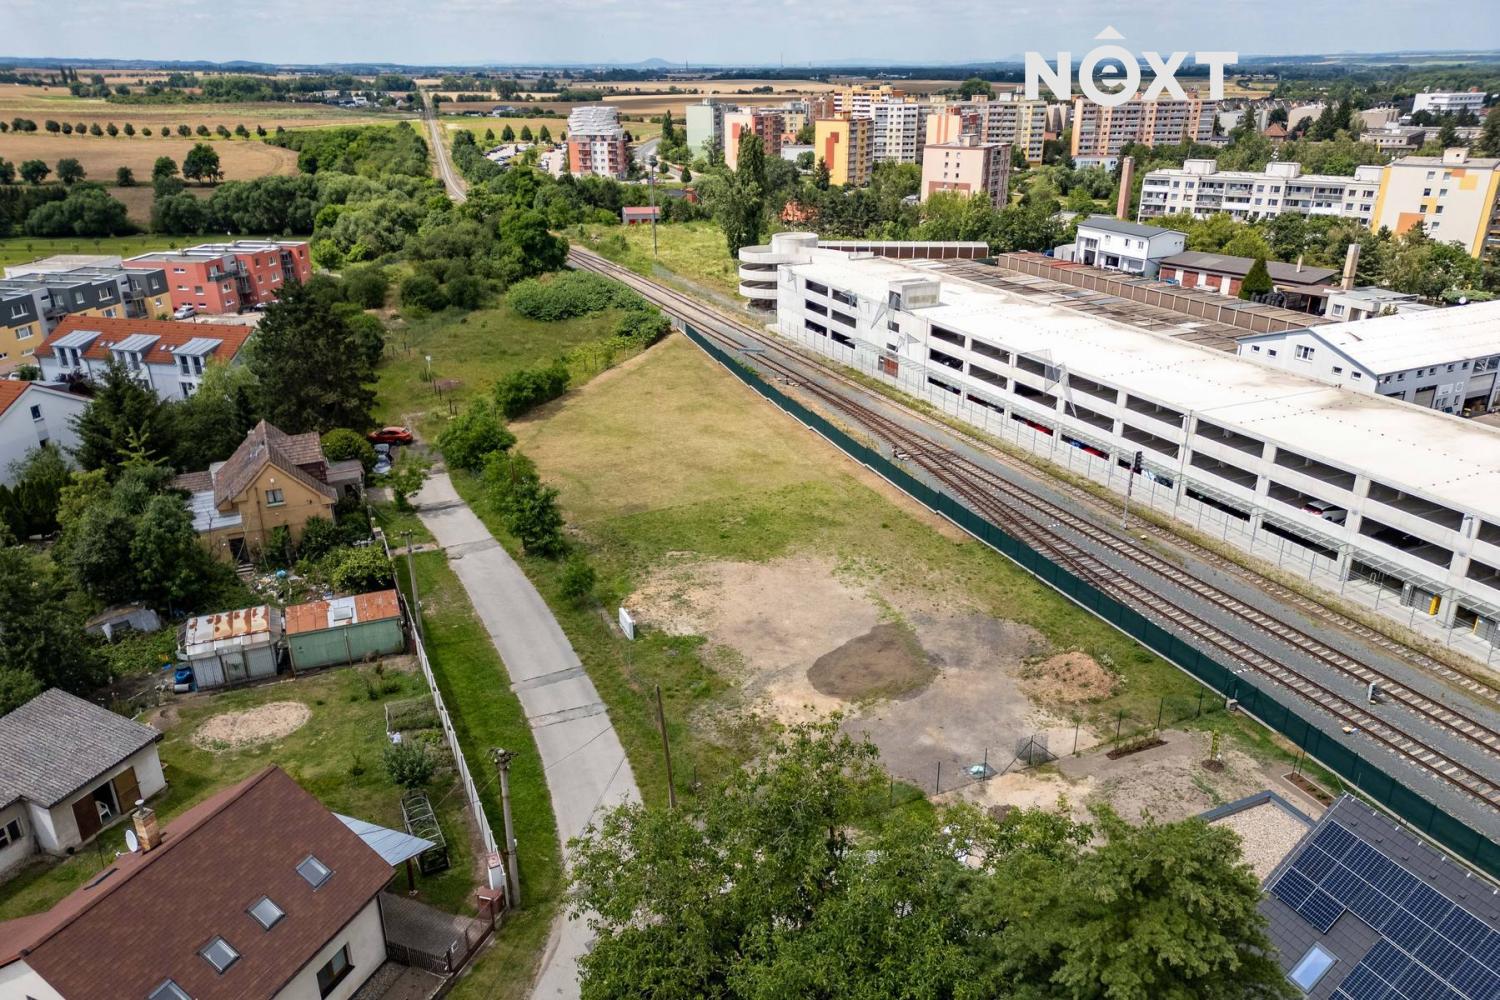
left=181, top=605, right=278, bottom=657
left=284, top=590, right=401, bottom=636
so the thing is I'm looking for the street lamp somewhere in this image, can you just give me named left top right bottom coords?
left=647, top=154, right=659, bottom=258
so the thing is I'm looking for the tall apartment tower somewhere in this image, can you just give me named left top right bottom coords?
left=814, top=115, right=874, bottom=187
left=870, top=100, right=932, bottom=164
left=920, top=134, right=1011, bottom=207
left=684, top=99, right=726, bottom=158
left=723, top=108, right=786, bottom=171
left=1070, top=94, right=1216, bottom=158
left=566, top=105, right=629, bottom=179
left=926, top=96, right=1048, bottom=164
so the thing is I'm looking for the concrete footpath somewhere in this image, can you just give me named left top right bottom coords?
left=413, top=471, right=639, bottom=1000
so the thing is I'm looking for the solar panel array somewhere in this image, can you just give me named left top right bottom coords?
left=1268, top=820, right=1500, bottom=1000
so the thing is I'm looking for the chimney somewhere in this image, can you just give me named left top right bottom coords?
left=132, top=800, right=162, bottom=852
left=1296, top=254, right=1304, bottom=273
left=1116, top=157, right=1134, bottom=220
left=1342, top=243, right=1361, bottom=290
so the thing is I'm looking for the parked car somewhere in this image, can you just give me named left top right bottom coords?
left=1301, top=499, right=1347, bottom=524
left=367, top=426, right=414, bottom=446
left=373, top=455, right=393, bottom=476
left=372, top=442, right=392, bottom=457
left=172, top=305, right=196, bottom=320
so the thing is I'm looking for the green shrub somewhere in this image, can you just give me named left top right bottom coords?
left=321, top=428, right=376, bottom=472
left=298, top=516, right=343, bottom=561
left=343, top=264, right=389, bottom=309
left=330, top=546, right=394, bottom=592
left=384, top=740, right=436, bottom=788
left=436, top=398, right=515, bottom=471
left=400, top=272, right=445, bottom=315
left=494, top=360, right=570, bottom=419
left=613, top=307, right=670, bottom=347
left=506, top=270, right=645, bottom=321
left=499, top=473, right=566, bottom=557
left=559, top=554, right=596, bottom=605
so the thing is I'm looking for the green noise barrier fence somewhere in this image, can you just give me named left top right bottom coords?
left=680, top=322, right=1500, bottom=882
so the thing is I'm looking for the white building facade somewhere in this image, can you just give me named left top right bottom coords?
left=1411, top=90, right=1488, bottom=116
left=1139, top=159, right=1384, bottom=223
left=1057, top=216, right=1186, bottom=278
left=771, top=249, right=1500, bottom=645
left=0, top=383, right=86, bottom=486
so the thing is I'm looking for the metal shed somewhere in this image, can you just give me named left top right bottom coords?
left=178, top=605, right=282, bottom=689
left=284, top=590, right=405, bottom=671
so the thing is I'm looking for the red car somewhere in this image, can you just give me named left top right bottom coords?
left=367, top=426, right=414, bottom=446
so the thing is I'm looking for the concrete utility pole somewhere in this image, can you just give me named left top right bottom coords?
left=654, top=684, right=676, bottom=809
left=402, top=530, right=422, bottom=640
left=647, top=154, right=660, bottom=257
left=491, top=748, right=521, bottom=908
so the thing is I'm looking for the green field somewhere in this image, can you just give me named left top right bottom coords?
left=438, top=115, right=662, bottom=142
left=574, top=221, right=742, bottom=299
left=0, top=663, right=478, bottom=921
left=0, top=233, right=198, bottom=269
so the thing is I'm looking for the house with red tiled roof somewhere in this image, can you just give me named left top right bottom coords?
left=0, top=766, right=434, bottom=1000
left=34, top=315, right=255, bottom=403
left=0, top=380, right=87, bottom=486
left=170, top=420, right=363, bottom=564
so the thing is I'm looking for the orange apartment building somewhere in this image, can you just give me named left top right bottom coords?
left=1071, top=94, right=1216, bottom=158
left=920, top=134, right=1012, bottom=206
left=123, top=241, right=312, bottom=315
left=724, top=109, right=786, bottom=171
left=814, top=115, right=873, bottom=187
left=566, top=105, right=630, bottom=179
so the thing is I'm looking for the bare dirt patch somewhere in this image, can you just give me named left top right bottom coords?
left=192, top=701, right=311, bottom=751
left=1018, top=650, right=1118, bottom=704
left=808, top=623, right=935, bottom=702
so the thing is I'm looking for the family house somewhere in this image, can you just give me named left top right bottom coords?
left=35, top=315, right=254, bottom=402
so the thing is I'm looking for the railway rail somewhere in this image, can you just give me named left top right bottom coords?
left=567, top=245, right=1500, bottom=816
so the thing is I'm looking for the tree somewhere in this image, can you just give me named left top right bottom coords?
left=1239, top=256, right=1273, bottom=300
left=1477, top=107, right=1500, bottom=157
left=106, top=122, right=119, bottom=137
left=177, top=124, right=190, bottom=137
left=320, top=428, right=376, bottom=472
left=131, top=493, right=212, bottom=609
left=679, top=165, right=692, bottom=183
left=501, top=124, right=516, bottom=142
left=520, top=125, right=533, bottom=142
left=0, top=446, right=72, bottom=539
left=151, top=155, right=178, bottom=182
left=44, top=119, right=60, bottom=133
left=343, top=264, right=390, bottom=309
left=399, top=272, right=445, bottom=314
left=660, top=110, right=676, bottom=146
left=168, top=362, right=259, bottom=470
left=89, top=123, right=103, bottom=137
left=19, top=159, right=49, bottom=184
left=538, top=124, right=551, bottom=143
left=436, top=398, right=515, bottom=471
left=499, top=473, right=566, bottom=556
left=123, top=122, right=135, bottom=136
left=0, top=546, right=107, bottom=714
left=0, top=159, right=13, bottom=185
left=959, top=76, right=994, bottom=99
left=182, top=142, right=222, bottom=185
left=72, top=362, right=176, bottom=473
left=116, top=166, right=135, bottom=186
left=707, top=131, right=768, bottom=257
left=246, top=278, right=376, bottom=433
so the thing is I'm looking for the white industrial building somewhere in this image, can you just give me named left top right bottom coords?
left=770, top=246, right=1500, bottom=646
left=1236, top=301, right=1500, bottom=414
left=1411, top=90, right=1489, bottom=117
left=1138, top=159, right=1384, bottom=223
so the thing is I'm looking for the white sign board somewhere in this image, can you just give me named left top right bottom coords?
left=618, top=606, right=636, bottom=640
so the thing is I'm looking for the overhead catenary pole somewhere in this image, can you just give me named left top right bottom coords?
left=654, top=684, right=676, bottom=809
left=491, top=748, right=521, bottom=908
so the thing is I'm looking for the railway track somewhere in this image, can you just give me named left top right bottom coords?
left=567, top=246, right=1500, bottom=815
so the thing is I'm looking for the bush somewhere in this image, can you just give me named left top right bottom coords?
left=493, top=360, right=570, bottom=419
left=436, top=398, right=515, bottom=471
left=499, top=473, right=566, bottom=557
left=330, top=546, right=394, bottom=592
left=559, top=554, right=596, bottom=605
left=400, top=272, right=445, bottom=315
left=506, top=270, right=645, bottom=321
left=343, top=265, right=390, bottom=309
left=298, top=516, right=343, bottom=561
left=383, top=740, right=436, bottom=789
left=321, top=428, right=376, bottom=472
left=613, top=307, right=670, bottom=347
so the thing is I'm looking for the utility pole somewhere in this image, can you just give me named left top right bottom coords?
left=654, top=684, right=676, bottom=809
left=491, top=748, right=521, bottom=908
left=646, top=154, right=660, bottom=257
left=402, top=530, right=422, bottom=641
left=1122, top=450, right=1142, bottom=532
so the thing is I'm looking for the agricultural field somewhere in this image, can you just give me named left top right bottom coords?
left=0, top=232, right=195, bottom=268
left=453, top=332, right=1325, bottom=821
left=0, top=662, right=479, bottom=921
left=0, top=82, right=401, bottom=132
left=0, top=132, right=299, bottom=182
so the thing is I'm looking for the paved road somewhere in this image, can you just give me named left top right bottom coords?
left=422, top=91, right=467, bottom=202
left=413, top=472, right=639, bottom=999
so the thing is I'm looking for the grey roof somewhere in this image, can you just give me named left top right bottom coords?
left=0, top=689, right=162, bottom=808
left=111, top=333, right=159, bottom=354
left=1077, top=214, right=1183, bottom=241
left=334, top=813, right=435, bottom=866
left=1258, top=795, right=1500, bottom=1000
left=50, top=329, right=99, bottom=350
left=1161, top=251, right=1339, bottom=286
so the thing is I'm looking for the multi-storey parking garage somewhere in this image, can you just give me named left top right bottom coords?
left=773, top=249, right=1500, bottom=653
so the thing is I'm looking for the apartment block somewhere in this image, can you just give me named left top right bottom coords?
left=1411, top=90, right=1488, bottom=117
left=566, top=105, right=630, bottom=179
left=1071, top=94, right=1215, bottom=158
left=123, top=241, right=310, bottom=315
left=37, top=315, right=255, bottom=401
left=684, top=99, right=725, bottom=157
left=1372, top=148, right=1500, bottom=258
left=724, top=108, right=785, bottom=171
left=0, top=264, right=171, bottom=373
left=1139, top=159, right=1384, bottom=223
left=815, top=115, right=873, bottom=187
left=927, top=95, right=1048, bottom=164
left=834, top=83, right=904, bottom=119
left=920, top=134, right=1010, bottom=207
left=870, top=100, right=931, bottom=164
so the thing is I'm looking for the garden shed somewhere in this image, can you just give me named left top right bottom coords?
left=284, top=590, right=405, bottom=671
left=178, top=604, right=283, bottom=689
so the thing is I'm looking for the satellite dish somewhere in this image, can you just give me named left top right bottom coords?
left=125, top=829, right=140, bottom=853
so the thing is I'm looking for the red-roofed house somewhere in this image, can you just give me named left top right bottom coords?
left=0, top=381, right=86, bottom=486
left=0, top=766, right=431, bottom=1000
left=35, top=315, right=254, bottom=402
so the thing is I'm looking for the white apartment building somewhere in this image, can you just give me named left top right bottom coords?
left=928, top=96, right=1048, bottom=163
left=684, top=99, right=725, bottom=156
left=1411, top=90, right=1489, bottom=117
left=1236, top=301, right=1500, bottom=415
left=1138, top=159, right=1384, bottom=223
left=772, top=246, right=1500, bottom=641
left=870, top=100, right=931, bottom=164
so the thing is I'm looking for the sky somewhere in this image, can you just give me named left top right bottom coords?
left=2, top=0, right=1498, bottom=66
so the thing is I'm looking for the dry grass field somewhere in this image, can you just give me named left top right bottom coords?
left=0, top=83, right=401, bottom=131
left=0, top=133, right=300, bottom=182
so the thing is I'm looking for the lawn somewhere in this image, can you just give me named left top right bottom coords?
left=573, top=221, right=743, bottom=300
left=0, top=663, right=479, bottom=921
left=392, top=550, right=563, bottom=1000
left=0, top=232, right=201, bottom=268
left=450, top=334, right=1221, bottom=809
left=373, top=300, right=625, bottom=433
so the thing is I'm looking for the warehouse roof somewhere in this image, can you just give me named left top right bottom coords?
left=789, top=253, right=1500, bottom=514
left=1161, top=251, right=1339, bottom=287
left=285, top=590, right=401, bottom=636
left=1248, top=300, right=1500, bottom=374
left=0, top=689, right=161, bottom=808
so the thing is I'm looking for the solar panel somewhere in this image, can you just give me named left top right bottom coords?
left=1278, top=820, right=1500, bottom=1000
